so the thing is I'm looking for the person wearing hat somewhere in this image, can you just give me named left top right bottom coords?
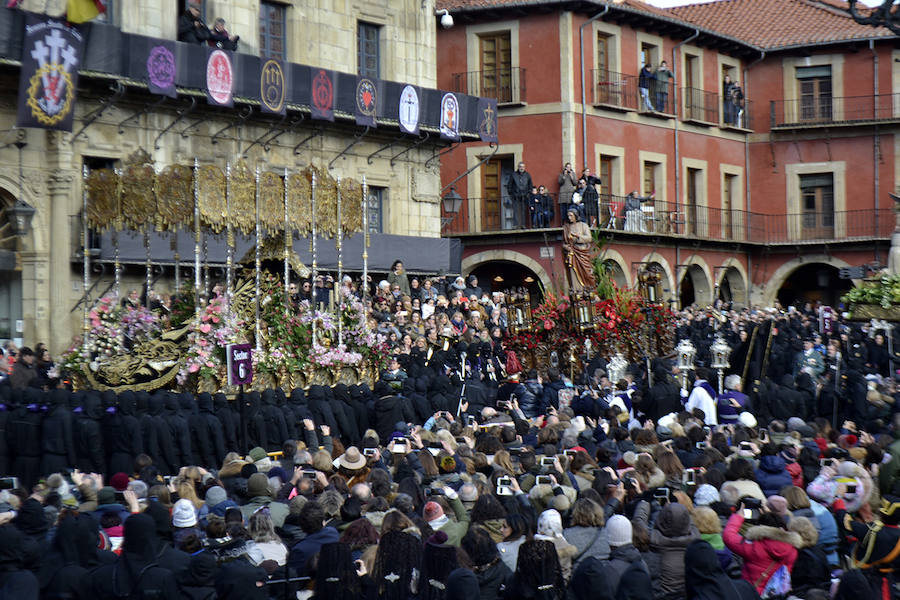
left=336, top=446, right=370, bottom=487
left=422, top=486, right=470, bottom=547
left=834, top=494, right=900, bottom=590
left=240, top=472, right=289, bottom=528
left=172, top=498, right=202, bottom=548
left=177, top=0, right=210, bottom=44
left=247, top=446, right=273, bottom=473
left=571, top=514, right=651, bottom=599
left=795, top=337, right=825, bottom=380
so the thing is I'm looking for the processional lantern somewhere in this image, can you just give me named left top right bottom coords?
left=675, top=338, right=696, bottom=390
left=638, top=267, right=662, bottom=304
left=710, top=335, right=732, bottom=394
left=574, top=293, right=595, bottom=332
left=607, top=352, right=627, bottom=384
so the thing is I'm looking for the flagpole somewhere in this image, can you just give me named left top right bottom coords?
left=337, top=176, right=343, bottom=347
left=255, top=166, right=262, bottom=354
left=311, top=170, right=317, bottom=344
left=193, top=158, right=201, bottom=313
left=82, top=165, right=90, bottom=356
left=362, top=176, right=368, bottom=306
left=225, top=162, right=233, bottom=307
left=283, top=168, right=290, bottom=316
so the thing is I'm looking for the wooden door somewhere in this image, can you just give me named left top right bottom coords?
left=800, top=76, right=832, bottom=122
left=801, top=179, right=834, bottom=240
left=481, top=158, right=503, bottom=231
left=480, top=34, right=512, bottom=102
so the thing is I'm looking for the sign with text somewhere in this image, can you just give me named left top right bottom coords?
left=226, top=343, right=253, bottom=386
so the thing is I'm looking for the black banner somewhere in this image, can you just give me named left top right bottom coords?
left=310, top=67, right=335, bottom=122
left=16, top=13, right=84, bottom=132
left=439, top=92, right=460, bottom=141
left=477, top=97, right=498, bottom=143
left=397, top=83, right=420, bottom=135
left=146, top=41, right=176, bottom=98
left=355, top=76, right=377, bottom=128
left=259, top=57, right=287, bottom=115
left=206, top=47, right=234, bottom=107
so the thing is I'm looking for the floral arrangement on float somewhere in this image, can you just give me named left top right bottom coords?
left=177, top=293, right=246, bottom=386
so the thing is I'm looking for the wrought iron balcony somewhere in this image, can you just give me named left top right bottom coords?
left=451, top=67, right=526, bottom=105
left=442, top=192, right=894, bottom=244
left=682, top=87, right=719, bottom=125
left=770, top=93, right=900, bottom=128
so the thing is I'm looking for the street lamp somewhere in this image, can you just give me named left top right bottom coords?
left=1, top=140, right=34, bottom=243
left=710, top=335, right=732, bottom=393
left=675, top=338, right=696, bottom=391
left=441, top=187, right=463, bottom=229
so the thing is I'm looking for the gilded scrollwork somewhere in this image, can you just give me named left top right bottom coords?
left=287, top=173, right=311, bottom=236
left=198, top=164, right=226, bottom=233
left=340, top=178, right=363, bottom=235
left=85, top=168, right=119, bottom=232
left=259, top=171, right=284, bottom=236
left=230, top=160, right=255, bottom=235
left=156, top=164, right=193, bottom=231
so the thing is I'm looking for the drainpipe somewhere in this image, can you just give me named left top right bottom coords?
left=672, top=29, right=699, bottom=216
left=871, top=39, right=880, bottom=256
left=580, top=6, right=609, bottom=169
left=743, top=50, right=765, bottom=307
left=743, top=50, right=765, bottom=214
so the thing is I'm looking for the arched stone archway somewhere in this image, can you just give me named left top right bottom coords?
left=640, top=251, right=675, bottom=304
left=599, top=248, right=632, bottom=288
left=762, top=255, right=856, bottom=307
left=716, top=258, right=748, bottom=307
left=678, top=255, right=714, bottom=308
left=461, top=249, right=553, bottom=292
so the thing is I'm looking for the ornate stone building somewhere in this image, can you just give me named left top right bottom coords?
left=0, top=0, right=479, bottom=352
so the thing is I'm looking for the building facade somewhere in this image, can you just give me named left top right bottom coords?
left=0, top=0, right=480, bottom=352
left=436, top=0, right=896, bottom=310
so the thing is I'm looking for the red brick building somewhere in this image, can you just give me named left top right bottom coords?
left=436, top=0, right=897, bottom=309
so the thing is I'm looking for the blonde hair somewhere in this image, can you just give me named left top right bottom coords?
left=692, top=507, right=721, bottom=534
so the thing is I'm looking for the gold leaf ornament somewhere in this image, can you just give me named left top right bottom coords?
left=198, top=165, right=226, bottom=233
left=340, top=178, right=363, bottom=235
left=230, top=160, right=256, bottom=236
left=309, top=165, right=337, bottom=238
left=287, top=173, right=311, bottom=236
left=120, top=163, right=156, bottom=231
left=156, top=164, right=193, bottom=231
left=86, top=168, right=119, bottom=232
left=259, top=171, right=284, bottom=236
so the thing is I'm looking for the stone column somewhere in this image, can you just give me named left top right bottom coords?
left=46, top=131, right=76, bottom=354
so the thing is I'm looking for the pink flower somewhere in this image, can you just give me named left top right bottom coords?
left=199, top=323, right=212, bottom=333
left=189, top=363, right=200, bottom=373
left=206, top=361, right=215, bottom=368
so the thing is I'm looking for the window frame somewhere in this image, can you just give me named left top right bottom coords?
left=259, top=1, right=287, bottom=60
left=357, top=21, right=381, bottom=79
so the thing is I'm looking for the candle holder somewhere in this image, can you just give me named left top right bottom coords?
left=675, top=338, right=697, bottom=391
left=710, top=335, right=732, bottom=394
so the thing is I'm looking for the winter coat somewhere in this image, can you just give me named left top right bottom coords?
left=164, top=393, right=193, bottom=468
left=722, top=513, right=801, bottom=593
left=563, top=526, right=611, bottom=569
left=198, top=393, right=227, bottom=467
left=214, top=393, right=240, bottom=453
left=725, top=478, right=766, bottom=502
left=105, top=391, right=143, bottom=477
left=75, top=392, right=106, bottom=474
left=287, top=526, right=339, bottom=575
left=40, top=389, right=76, bottom=476
left=374, top=392, right=416, bottom=444
left=684, top=539, right=759, bottom=600
left=637, top=501, right=699, bottom=598
left=261, top=389, right=289, bottom=451
left=497, top=536, right=526, bottom=572
left=754, top=455, right=793, bottom=498
left=473, top=558, right=512, bottom=600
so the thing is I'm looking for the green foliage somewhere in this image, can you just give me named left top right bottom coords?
left=590, top=231, right=616, bottom=300
left=842, top=273, right=900, bottom=308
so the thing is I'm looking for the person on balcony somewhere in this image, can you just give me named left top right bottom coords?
left=507, top=162, right=533, bottom=230
left=529, top=185, right=553, bottom=228
left=570, top=179, right=587, bottom=222
left=209, top=18, right=239, bottom=51
left=581, top=168, right=602, bottom=227
left=639, top=64, right=655, bottom=111
left=653, top=61, right=674, bottom=112
left=723, top=74, right=737, bottom=125
left=563, top=209, right=596, bottom=293
left=178, top=1, right=210, bottom=45
left=624, top=191, right=644, bottom=233
left=557, top=162, right=578, bottom=225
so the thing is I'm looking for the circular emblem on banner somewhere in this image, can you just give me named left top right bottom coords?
left=440, top=92, right=459, bottom=138
left=27, top=65, right=74, bottom=126
left=147, top=45, right=175, bottom=90
left=206, top=50, right=233, bottom=105
left=399, top=85, right=419, bottom=134
left=479, top=103, right=496, bottom=140
left=260, top=59, right=285, bottom=113
left=312, top=69, right=333, bottom=113
left=356, top=78, right=376, bottom=116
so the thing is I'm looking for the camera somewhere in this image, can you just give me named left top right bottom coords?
left=535, top=475, right=552, bottom=486
left=425, top=488, right=444, bottom=496
left=496, top=476, right=512, bottom=496
left=540, top=456, right=556, bottom=467
left=653, top=487, right=671, bottom=505
left=363, top=447, right=377, bottom=457
left=820, top=458, right=834, bottom=467
left=391, top=438, right=409, bottom=454
left=683, top=469, right=698, bottom=486
left=695, top=441, right=708, bottom=450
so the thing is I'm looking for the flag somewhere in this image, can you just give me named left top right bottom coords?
left=355, top=76, right=377, bottom=128
left=17, top=14, right=84, bottom=132
left=259, top=57, right=287, bottom=115
left=67, top=0, right=106, bottom=24
left=310, top=68, right=335, bottom=122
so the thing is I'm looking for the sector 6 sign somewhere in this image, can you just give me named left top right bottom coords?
left=226, top=343, right=253, bottom=386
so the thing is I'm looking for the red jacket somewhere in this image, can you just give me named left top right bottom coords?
left=723, top=513, right=802, bottom=593
left=787, top=461, right=804, bottom=487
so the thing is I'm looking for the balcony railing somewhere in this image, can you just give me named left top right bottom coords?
left=682, top=87, right=719, bottom=125
left=442, top=193, right=894, bottom=244
left=770, top=93, right=900, bottom=128
left=722, top=98, right=752, bottom=130
left=592, top=69, right=639, bottom=111
left=451, top=68, right=526, bottom=105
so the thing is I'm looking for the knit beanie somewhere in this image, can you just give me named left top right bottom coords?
left=692, top=484, right=721, bottom=507
left=766, top=495, right=790, bottom=519
left=247, top=472, right=270, bottom=498
left=172, top=498, right=198, bottom=528
left=606, top=515, right=632, bottom=547
left=205, top=486, right=227, bottom=507
left=423, top=501, right=444, bottom=522
left=110, top=472, right=130, bottom=492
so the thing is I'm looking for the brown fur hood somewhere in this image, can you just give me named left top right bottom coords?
left=744, top=525, right=803, bottom=549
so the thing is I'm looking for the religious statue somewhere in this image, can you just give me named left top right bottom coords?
left=563, top=208, right=596, bottom=293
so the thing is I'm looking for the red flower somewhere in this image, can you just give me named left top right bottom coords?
left=543, top=319, right=554, bottom=330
